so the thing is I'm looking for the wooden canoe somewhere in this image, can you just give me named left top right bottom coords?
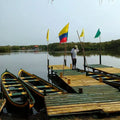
left=18, top=69, right=66, bottom=98
left=1, top=70, right=35, bottom=111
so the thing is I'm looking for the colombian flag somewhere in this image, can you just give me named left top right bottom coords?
left=59, top=23, right=69, bottom=43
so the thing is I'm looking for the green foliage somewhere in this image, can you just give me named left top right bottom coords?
left=0, top=46, right=10, bottom=52
left=0, top=39, right=120, bottom=53
left=48, top=39, right=120, bottom=52
left=11, top=46, right=20, bottom=50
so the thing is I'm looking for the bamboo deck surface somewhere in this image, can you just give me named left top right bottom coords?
left=0, top=99, right=6, bottom=112
left=61, top=74, right=105, bottom=87
left=49, top=65, right=70, bottom=70
left=46, top=100, right=120, bottom=116
left=45, top=65, right=120, bottom=117
left=87, top=64, right=120, bottom=75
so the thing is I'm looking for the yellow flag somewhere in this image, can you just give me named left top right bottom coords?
left=80, top=29, right=84, bottom=37
left=46, top=29, right=49, bottom=41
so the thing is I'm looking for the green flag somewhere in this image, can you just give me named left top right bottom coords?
left=94, top=29, right=101, bottom=38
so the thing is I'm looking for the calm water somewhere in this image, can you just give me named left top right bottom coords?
left=0, top=51, right=119, bottom=78
left=0, top=51, right=120, bottom=119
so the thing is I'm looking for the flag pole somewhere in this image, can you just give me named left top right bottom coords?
left=64, top=43, right=67, bottom=66
left=47, top=40, right=49, bottom=62
left=77, top=30, right=87, bottom=71
left=59, top=23, right=69, bottom=76
left=94, top=28, right=101, bottom=65
left=63, top=41, right=67, bottom=76
left=46, top=29, right=49, bottom=80
left=99, top=36, right=101, bottom=64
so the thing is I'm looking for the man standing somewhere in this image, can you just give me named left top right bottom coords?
left=71, top=45, right=79, bottom=70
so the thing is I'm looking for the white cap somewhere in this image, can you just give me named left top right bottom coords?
left=75, top=45, right=78, bottom=49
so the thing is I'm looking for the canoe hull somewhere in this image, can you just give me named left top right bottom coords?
left=1, top=70, right=35, bottom=112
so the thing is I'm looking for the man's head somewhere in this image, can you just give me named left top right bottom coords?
left=74, top=45, right=78, bottom=49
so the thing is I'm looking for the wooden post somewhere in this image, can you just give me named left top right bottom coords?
left=44, top=90, right=46, bottom=96
left=64, top=59, right=66, bottom=66
left=86, top=71, right=88, bottom=76
left=51, top=66, right=53, bottom=78
left=99, top=77, right=103, bottom=82
left=68, top=79, right=71, bottom=84
left=84, top=56, right=86, bottom=71
left=64, top=43, right=67, bottom=66
left=60, top=72, right=63, bottom=78
left=76, top=30, right=87, bottom=71
left=70, top=64, right=72, bottom=69
left=99, top=54, right=101, bottom=64
left=99, top=36, right=102, bottom=64
left=78, top=88, right=83, bottom=93
left=47, top=59, right=49, bottom=78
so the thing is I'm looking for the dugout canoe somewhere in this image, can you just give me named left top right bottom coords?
left=18, top=69, right=66, bottom=98
left=1, top=70, right=35, bottom=111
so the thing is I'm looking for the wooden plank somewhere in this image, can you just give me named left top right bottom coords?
left=96, top=67, right=120, bottom=74
left=46, top=101, right=120, bottom=116
left=33, top=85, right=51, bottom=89
left=0, top=99, right=6, bottom=112
left=54, top=69, right=84, bottom=76
left=4, top=84, right=22, bottom=87
left=49, top=65, right=70, bottom=70
left=87, top=64, right=120, bottom=75
left=45, top=91, right=120, bottom=107
left=2, top=79, right=17, bottom=81
left=87, top=64, right=112, bottom=68
left=24, top=79, right=39, bottom=82
left=6, top=87, right=23, bottom=91
left=47, top=64, right=120, bottom=116
left=3, top=81, right=19, bottom=84
left=9, top=92, right=27, bottom=96
left=20, top=76, right=34, bottom=80
left=61, top=75, right=105, bottom=87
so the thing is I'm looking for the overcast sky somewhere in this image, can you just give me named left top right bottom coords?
left=0, top=0, right=120, bottom=45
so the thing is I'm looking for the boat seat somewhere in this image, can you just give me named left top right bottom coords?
left=34, top=85, right=51, bottom=89
left=24, top=79, right=39, bottom=82
left=2, top=79, right=17, bottom=81
left=9, top=92, right=27, bottom=97
left=45, top=89, right=57, bottom=93
left=20, top=76, right=34, bottom=80
left=48, top=91, right=63, bottom=95
left=4, top=84, right=22, bottom=87
left=3, top=81, right=19, bottom=84
left=6, top=87, right=23, bottom=91
left=39, top=89, right=57, bottom=93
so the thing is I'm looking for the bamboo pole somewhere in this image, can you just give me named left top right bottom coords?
left=99, top=36, right=102, bottom=64
left=63, top=43, right=67, bottom=76
left=76, top=30, right=87, bottom=71
left=47, top=38, right=50, bottom=81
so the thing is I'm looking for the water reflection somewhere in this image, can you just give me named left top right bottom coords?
left=49, top=50, right=120, bottom=58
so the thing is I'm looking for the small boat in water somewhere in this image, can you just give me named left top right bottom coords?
left=1, top=70, right=35, bottom=111
left=18, top=69, right=66, bottom=98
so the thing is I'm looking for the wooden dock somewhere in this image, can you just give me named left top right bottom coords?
left=86, top=64, right=120, bottom=77
left=45, top=65, right=120, bottom=117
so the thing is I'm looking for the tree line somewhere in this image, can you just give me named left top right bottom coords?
left=0, top=39, right=120, bottom=53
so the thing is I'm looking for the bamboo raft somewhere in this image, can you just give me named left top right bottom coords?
left=45, top=65, right=120, bottom=117
left=86, top=64, right=120, bottom=77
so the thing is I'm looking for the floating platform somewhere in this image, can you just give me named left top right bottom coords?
left=85, top=64, right=120, bottom=89
left=45, top=65, right=120, bottom=117
left=86, top=64, right=120, bottom=77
